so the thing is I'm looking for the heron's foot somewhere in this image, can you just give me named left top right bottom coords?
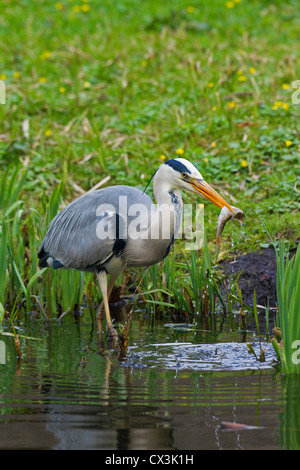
left=107, top=324, right=118, bottom=339
left=107, top=326, right=118, bottom=348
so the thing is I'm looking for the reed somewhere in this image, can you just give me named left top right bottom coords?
left=273, top=242, right=300, bottom=374
left=0, top=170, right=94, bottom=322
left=139, top=233, right=227, bottom=318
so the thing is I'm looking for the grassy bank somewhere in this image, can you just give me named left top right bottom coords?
left=0, top=0, right=299, bottom=319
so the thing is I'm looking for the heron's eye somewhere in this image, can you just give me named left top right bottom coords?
left=181, top=172, right=188, bottom=179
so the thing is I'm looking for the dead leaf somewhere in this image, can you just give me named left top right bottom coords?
left=14, top=334, right=21, bottom=358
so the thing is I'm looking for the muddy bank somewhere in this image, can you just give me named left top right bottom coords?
left=220, top=247, right=278, bottom=309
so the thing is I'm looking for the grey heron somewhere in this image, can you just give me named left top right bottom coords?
left=38, top=158, right=233, bottom=338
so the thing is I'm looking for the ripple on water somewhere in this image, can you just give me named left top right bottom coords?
left=122, top=341, right=277, bottom=371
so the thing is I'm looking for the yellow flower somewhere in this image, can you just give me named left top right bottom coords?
left=285, top=140, right=292, bottom=147
left=272, top=101, right=289, bottom=111
left=59, top=87, right=66, bottom=93
left=211, top=106, right=217, bottom=112
left=81, top=4, right=90, bottom=11
left=202, top=157, right=208, bottom=164
left=228, top=101, right=236, bottom=109
left=55, top=2, right=63, bottom=10
left=211, top=142, right=217, bottom=148
left=13, top=72, right=20, bottom=79
left=38, top=76, right=47, bottom=83
left=272, top=100, right=282, bottom=110
left=240, top=160, right=247, bottom=167
left=249, top=67, right=256, bottom=74
left=176, top=148, right=184, bottom=155
left=225, top=1, right=235, bottom=8
left=238, top=75, right=247, bottom=82
left=83, top=81, right=91, bottom=88
left=186, top=6, right=195, bottom=13
left=0, top=74, right=7, bottom=81
left=41, top=51, right=51, bottom=60
left=45, top=130, right=52, bottom=137
left=207, top=82, right=214, bottom=88
left=160, top=154, right=167, bottom=161
left=234, top=0, right=241, bottom=3
left=72, top=4, right=80, bottom=12
left=282, top=83, right=290, bottom=90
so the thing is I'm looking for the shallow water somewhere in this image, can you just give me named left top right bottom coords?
left=0, top=307, right=299, bottom=451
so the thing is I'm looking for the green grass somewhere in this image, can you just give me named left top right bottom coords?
left=0, top=0, right=299, bottom=321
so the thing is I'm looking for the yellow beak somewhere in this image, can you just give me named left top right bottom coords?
left=190, top=179, right=235, bottom=213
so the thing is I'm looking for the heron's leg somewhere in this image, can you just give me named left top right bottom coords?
left=96, top=270, right=117, bottom=338
left=98, top=274, right=118, bottom=313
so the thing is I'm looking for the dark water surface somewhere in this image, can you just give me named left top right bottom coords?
left=0, top=308, right=299, bottom=450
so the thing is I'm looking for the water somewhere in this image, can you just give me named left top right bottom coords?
left=0, top=306, right=299, bottom=450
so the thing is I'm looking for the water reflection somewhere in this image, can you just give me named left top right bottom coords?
left=0, top=310, right=298, bottom=450
left=279, top=375, right=300, bottom=450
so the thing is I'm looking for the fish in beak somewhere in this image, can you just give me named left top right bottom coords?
left=187, top=178, right=245, bottom=249
left=216, top=205, right=245, bottom=248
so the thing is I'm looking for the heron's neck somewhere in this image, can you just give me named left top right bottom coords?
left=124, top=180, right=183, bottom=267
left=153, top=172, right=181, bottom=204
left=146, top=178, right=183, bottom=254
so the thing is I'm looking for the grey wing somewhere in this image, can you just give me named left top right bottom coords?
left=38, top=185, right=154, bottom=271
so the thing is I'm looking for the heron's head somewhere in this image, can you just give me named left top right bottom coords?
left=159, top=158, right=234, bottom=212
